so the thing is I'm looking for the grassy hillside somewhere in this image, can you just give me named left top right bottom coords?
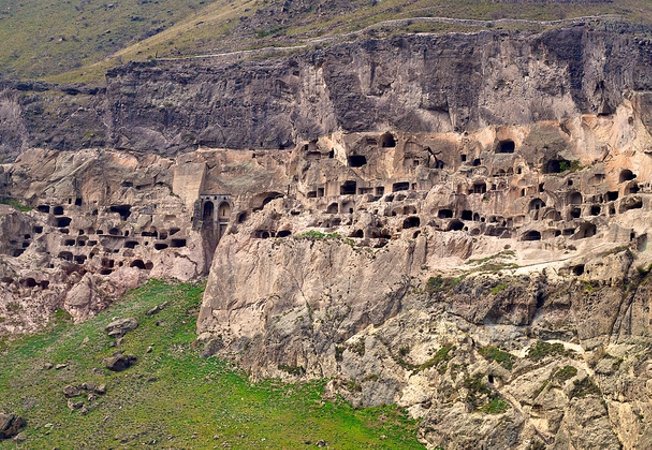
left=0, top=0, right=208, bottom=79
left=2, top=0, right=651, bottom=82
left=0, top=280, right=424, bottom=449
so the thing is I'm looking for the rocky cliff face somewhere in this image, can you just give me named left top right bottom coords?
left=3, top=21, right=652, bottom=449
left=2, top=21, right=652, bottom=159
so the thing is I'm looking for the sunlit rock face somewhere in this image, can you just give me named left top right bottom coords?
left=3, top=22, right=652, bottom=449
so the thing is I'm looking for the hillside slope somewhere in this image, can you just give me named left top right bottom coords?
left=1, top=0, right=649, bottom=81
left=0, top=280, right=422, bottom=449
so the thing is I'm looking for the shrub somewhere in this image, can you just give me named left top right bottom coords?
left=527, top=340, right=567, bottom=362
left=479, top=346, right=514, bottom=370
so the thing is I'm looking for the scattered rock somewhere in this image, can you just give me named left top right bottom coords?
left=145, top=302, right=169, bottom=316
left=94, top=384, right=107, bottom=395
left=0, top=413, right=26, bottom=440
left=105, top=318, right=138, bottom=338
left=316, top=440, right=327, bottom=447
left=62, top=385, right=84, bottom=398
left=13, top=431, right=26, bottom=442
left=200, top=337, right=223, bottom=358
left=105, top=354, right=137, bottom=372
left=54, top=364, right=68, bottom=370
left=67, top=399, right=84, bottom=411
left=43, top=363, right=53, bottom=370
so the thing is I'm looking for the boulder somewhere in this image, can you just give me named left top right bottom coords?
left=62, top=384, right=84, bottom=398
left=0, top=413, right=26, bottom=440
left=105, top=318, right=138, bottom=338
left=105, top=354, right=137, bottom=372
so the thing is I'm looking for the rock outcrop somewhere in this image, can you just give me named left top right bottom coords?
left=0, top=413, right=25, bottom=440
left=1, top=21, right=652, bottom=159
left=3, top=21, right=652, bottom=449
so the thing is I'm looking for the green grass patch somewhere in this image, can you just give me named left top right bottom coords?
left=478, top=346, right=514, bottom=370
left=478, top=397, right=510, bottom=414
left=0, top=280, right=423, bottom=449
left=424, top=275, right=466, bottom=295
left=527, top=340, right=568, bottom=362
left=490, top=282, right=507, bottom=295
left=294, top=230, right=340, bottom=241
left=1, top=197, right=32, bottom=212
left=554, top=365, right=578, bottom=382
left=416, top=344, right=455, bottom=374
left=569, top=377, right=601, bottom=399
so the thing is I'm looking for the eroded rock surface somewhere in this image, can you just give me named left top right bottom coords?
left=3, top=22, right=652, bottom=450
left=0, top=413, right=26, bottom=440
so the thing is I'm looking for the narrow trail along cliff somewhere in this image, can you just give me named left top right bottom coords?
left=3, top=21, right=652, bottom=449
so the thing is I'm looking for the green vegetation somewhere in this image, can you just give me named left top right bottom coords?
left=1, top=0, right=648, bottom=82
left=462, top=372, right=510, bottom=414
left=417, top=344, right=455, bottom=374
left=478, top=397, right=510, bottom=414
left=478, top=346, right=514, bottom=370
left=570, top=377, right=602, bottom=399
left=558, top=160, right=584, bottom=173
left=466, top=250, right=515, bottom=266
left=294, top=230, right=340, bottom=241
left=554, top=365, right=578, bottom=382
left=602, top=354, right=624, bottom=372
left=425, top=275, right=465, bottom=295
left=527, top=340, right=568, bottom=362
left=0, top=280, right=424, bottom=449
left=490, top=282, right=507, bottom=295
left=350, top=338, right=366, bottom=357
left=1, top=197, right=32, bottom=212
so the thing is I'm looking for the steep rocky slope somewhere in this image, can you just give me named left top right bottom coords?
left=3, top=22, right=652, bottom=449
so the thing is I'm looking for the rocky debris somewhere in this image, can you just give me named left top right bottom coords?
left=0, top=413, right=26, bottom=440
left=54, top=364, right=68, bottom=370
left=67, top=399, right=84, bottom=411
left=62, top=385, right=84, bottom=398
left=63, top=383, right=106, bottom=398
left=144, top=302, right=169, bottom=316
left=105, top=318, right=138, bottom=338
left=199, top=336, right=223, bottom=358
left=105, top=353, right=137, bottom=372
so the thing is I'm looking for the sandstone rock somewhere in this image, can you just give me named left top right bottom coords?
left=62, top=384, right=84, bottom=398
left=105, top=354, right=137, bottom=372
left=144, top=302, right=169, bottom=316
left=105, top=318, right=138, bottom=338
left=199, top=337, right=223, bottom=358
left=0, top=413, right=26, bottom=440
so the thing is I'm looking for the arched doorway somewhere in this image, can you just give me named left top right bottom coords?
left=203, top=201, right=214, bottom=221
left=218, top=202, right=231, bottom=219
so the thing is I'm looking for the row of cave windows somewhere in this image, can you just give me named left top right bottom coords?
left=1, top=277, right=50, bottom=289
left=437, top=196, right=641, bottom=226
left=252, top=217, right=423, bottom=240
left=307, top=181, right=413, bottom=199
left=37, top=204, right=132, bottom=221
left=308, top=138, right=514, bottom=169
left=304, top=133, right=397, bottom=161
left=56, top=252, right=153, bottom=274
left=7, top=233, right=33, bottom=257
left=521, top=223, right=597, bottom=241
left=312, top=170, right=639, bottom=202
left=45, top=216, right=182, bottom=240
left=61, top=238, right=187, bottom=249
